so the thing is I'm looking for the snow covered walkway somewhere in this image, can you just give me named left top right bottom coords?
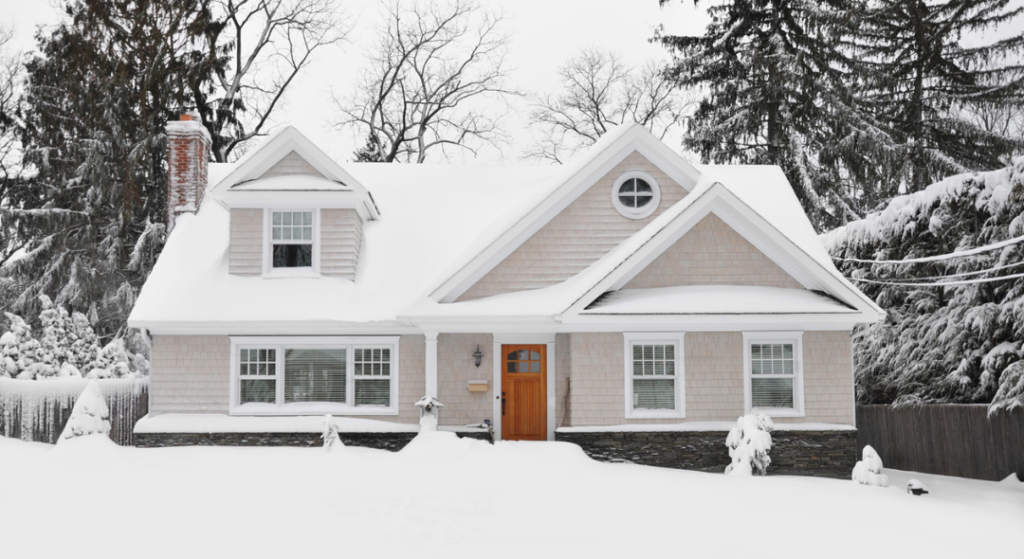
left=0, top=433, right=1020, bottom=558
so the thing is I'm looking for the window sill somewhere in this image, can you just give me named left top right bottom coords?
left=262, top=267, right=320, bottom=279
left=626, top=409, right=685, bottom=419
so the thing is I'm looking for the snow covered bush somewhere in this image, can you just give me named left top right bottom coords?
left=725, top=414, right=774, bottom=476
left=852, top=445, right=889, bottom=487
left=322, top=414, right=343, bottom=452
left=0, top=297, right=149, bottom=380
left=58, top=380, right=111, bottom=441
left=825, top=158, right=1024, bottom=414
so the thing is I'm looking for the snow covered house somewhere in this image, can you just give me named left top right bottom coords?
left=128, top=117, right=883, bottom=475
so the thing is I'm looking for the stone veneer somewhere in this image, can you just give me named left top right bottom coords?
left=622, top=213, right=802, bottom=289
left=134, top=431, right=491, bottom=449
left=458, top=151, right=689, bottom=301
left=555, top=429, right=858, bottom=478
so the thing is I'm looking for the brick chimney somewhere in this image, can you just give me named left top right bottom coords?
left=166, top=114, right=211, bottom=232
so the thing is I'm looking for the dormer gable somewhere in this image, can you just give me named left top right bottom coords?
left=212, top=127, right=374, bottom=281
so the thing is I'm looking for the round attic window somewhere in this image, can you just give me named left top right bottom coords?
left=611, top=172, right=661, bottom=219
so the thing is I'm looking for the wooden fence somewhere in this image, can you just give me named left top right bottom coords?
left=0, top=377, right=149, bottom=446
left=856, top=404, right=1024, bottom=482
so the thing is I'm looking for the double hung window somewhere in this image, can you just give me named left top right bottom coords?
left=271, top=210, right=313, bottom=268
left=744, top=333, right=804, bottom=416
left=624, top=333, right=684, bottom=418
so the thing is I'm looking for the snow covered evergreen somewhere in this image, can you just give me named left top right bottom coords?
left=724, top=414, right=774, bottom=476
left=826, top=158, right=1024, bottom=414
left=321, top=414, right=343, bottom=452
left=58, top=380, right=111, bottom=440
left=0, top=297, right=148, bottom=380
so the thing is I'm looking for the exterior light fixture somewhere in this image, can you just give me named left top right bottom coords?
left=473, top=345, right=483, bottom=367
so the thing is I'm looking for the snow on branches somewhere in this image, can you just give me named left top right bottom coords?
left=0, top=295, right=148, bottom=380
left=826, top=158, right=1024, bottom=414
left=724, top=414, right=774, bottom=476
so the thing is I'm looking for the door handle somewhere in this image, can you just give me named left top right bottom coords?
left=502, top=397, right=506, bottom=416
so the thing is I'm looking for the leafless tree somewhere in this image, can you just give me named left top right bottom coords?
left=194, top=0, right=350, bottom=162
left=962, top=101, right=1024, bottom=163
left=334, top=0, right=517, bottom=163
left=525, top=48, right=694, bottom=163
left=0, top=25, right=24, bottom=265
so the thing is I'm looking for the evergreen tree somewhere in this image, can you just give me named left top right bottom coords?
left=850, top=0, right=1024, bottom=204
left=657, top=0, right=864, bottom=231
left=1, top=0, right=222, bottom=338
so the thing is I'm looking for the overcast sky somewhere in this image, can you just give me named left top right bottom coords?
left=4, top=0, right=709, bottom=164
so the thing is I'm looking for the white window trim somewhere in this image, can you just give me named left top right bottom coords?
left=611, top=170, right=661, bottom=220
left=742, top=331, right=805, bottom=418
left=263, top=208, right=320, bottom=277
left=229, top=336, right=399, bottom=415
left=623, top=332, right=685, bottom=419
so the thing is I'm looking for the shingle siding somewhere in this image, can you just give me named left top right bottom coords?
left=149, top=334, right=425, bottom=424
left=623, top=213, right=802, bottom=289
left=259, top=150, right=324, bottom=179
left=228, top=208, right=263, bottom=275
left=320, top=208, right=362, bottom=280
left=559, top=331, right=853, bottom=426
left=436, top=334, right=493, bottom=426
left=458, top=151, right=688, bottom=301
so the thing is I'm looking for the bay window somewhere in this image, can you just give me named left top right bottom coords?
left=231, top=337, right=398, bottom=415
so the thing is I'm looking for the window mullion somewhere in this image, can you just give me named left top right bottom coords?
left=275, top=346, right=284, bottom=407
left=346, top=345, right=354, bottom=407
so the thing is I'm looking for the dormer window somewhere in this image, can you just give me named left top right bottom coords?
left=611, top=171, right=661, bottom=219
left=271, top=211, right=313, bottom=268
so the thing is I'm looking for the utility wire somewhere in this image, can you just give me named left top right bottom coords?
left=853, top=260, right=1024, bottom=282
left=833, top=234, right=1024, bottom=264
left=850, top=270, right=1024, bottom=287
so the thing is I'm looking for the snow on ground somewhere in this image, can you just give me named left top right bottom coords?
left=1, top=434, right=1021, bottom=559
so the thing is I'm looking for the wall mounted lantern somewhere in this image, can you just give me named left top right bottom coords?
left=473, top=345, right=483, bottom=367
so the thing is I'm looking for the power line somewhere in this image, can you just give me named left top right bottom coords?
left=857, top=260, right=1024, bottom=282
left=850, top=270, right=1024, bottom=287
left=833, top=234, right=1024, bottom=264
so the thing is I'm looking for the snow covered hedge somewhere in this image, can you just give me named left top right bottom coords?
left=825, top=158, right=1024, bottom=414
left=0, top=295, right=149, bottom=380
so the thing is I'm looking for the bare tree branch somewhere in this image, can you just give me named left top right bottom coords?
left=332, top=0, right=518, bottom=163
left=195, top=0, right=352, bottom=162
left=524, top=48, right=695, bottom=163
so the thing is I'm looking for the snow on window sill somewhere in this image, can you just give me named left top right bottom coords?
left=262, top=267, right=320, bottom=279
left=626, top=408, right=685, bottom=419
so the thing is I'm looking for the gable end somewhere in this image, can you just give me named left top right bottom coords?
left=258, top=150, right=326, bottom=180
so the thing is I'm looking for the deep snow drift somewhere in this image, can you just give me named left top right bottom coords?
left=0, top=434, right=1021, bottom=559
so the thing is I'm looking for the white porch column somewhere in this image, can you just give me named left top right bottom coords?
left=425, top=331, right=439, bottom=399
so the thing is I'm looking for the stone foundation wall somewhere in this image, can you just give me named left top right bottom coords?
left=135, top=430, right=491, bottom=450
left=555, top=429, right=857, bottom=478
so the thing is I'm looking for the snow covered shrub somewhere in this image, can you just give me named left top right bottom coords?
left=415, top=396, right=444, bottom=432
left=725, top=414, right=774, bottom=476
left=58, top=380, right=111, bottom=440
left=0, top=301, right=149, bottom=380
left=322, top=414, right=343, bottom=452
left=826, top=158, right=1024, bottom=412
left=852, top=445, right=889, bottom=487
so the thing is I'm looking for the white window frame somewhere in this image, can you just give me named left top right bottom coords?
left=743, top=331, right=805, bottom=417
left=623, top=332, right=685, bottom=419
left=229, top=336, right=399, bottom=415
left=611, top=171, right=661, bottom=220
left=263, top=208, right=319, bottom=277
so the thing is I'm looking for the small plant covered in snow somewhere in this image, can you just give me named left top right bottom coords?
left=907, top=479, right=929, bottom=496
left=322, top=414, right=343, bottom=452
left=0, top=295, right=148, bottom=380
left=415, top=396, right=444, bottom=432
left=58, top=380, right=111, bottom=441
left=725, top=414, right=774, bottom=476
left=852, top=445, right=889, bottom=487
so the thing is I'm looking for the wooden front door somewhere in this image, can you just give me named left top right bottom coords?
left=501, top=344, right=547, bottom=441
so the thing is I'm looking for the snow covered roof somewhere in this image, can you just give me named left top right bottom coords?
left=581, top=285, right=856, bottom=315
left=129, top=124, right=882, bottom=333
